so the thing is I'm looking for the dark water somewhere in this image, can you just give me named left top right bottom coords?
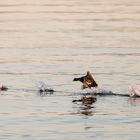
left=0, top=0, right=140, bottom=139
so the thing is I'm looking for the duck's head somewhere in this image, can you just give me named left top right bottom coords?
left=73, top=76, right=84, bottom=83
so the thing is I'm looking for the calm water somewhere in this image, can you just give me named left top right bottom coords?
left=0, top=0, right=140, bottom=139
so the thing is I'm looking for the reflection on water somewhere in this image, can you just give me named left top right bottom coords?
left=0, top=0, right=140, bottom=139
left=78, top=105, right=94, bottom=116
left=73, top=97, right=95, bottom=116
left=128, top=97, right=140, bottom=106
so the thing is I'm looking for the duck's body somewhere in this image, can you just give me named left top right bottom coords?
left=73, top=71, right=98, bottom=89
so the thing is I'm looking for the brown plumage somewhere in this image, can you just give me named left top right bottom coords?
left=73, top=71, right=98, bottom=89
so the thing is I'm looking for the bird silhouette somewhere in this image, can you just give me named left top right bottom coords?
left=73, top=71, right=98, bottom=89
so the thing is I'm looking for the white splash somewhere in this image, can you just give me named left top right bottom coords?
left=129, top=85, right=140, bottom=97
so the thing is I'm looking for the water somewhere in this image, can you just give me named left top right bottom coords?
left=0, top=0, right=140, bottom=139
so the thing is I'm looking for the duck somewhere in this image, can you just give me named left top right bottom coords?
left=73, top=71, right=98, bottom=89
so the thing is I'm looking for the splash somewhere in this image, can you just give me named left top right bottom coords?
left=0, top=82, right=140, bottom=98
left=37, top=82, right=54, bottom=95
left=129, top=85, right=140, bottom=97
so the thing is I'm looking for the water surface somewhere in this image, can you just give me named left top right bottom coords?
left=0, top=0, right=140, bottom=139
